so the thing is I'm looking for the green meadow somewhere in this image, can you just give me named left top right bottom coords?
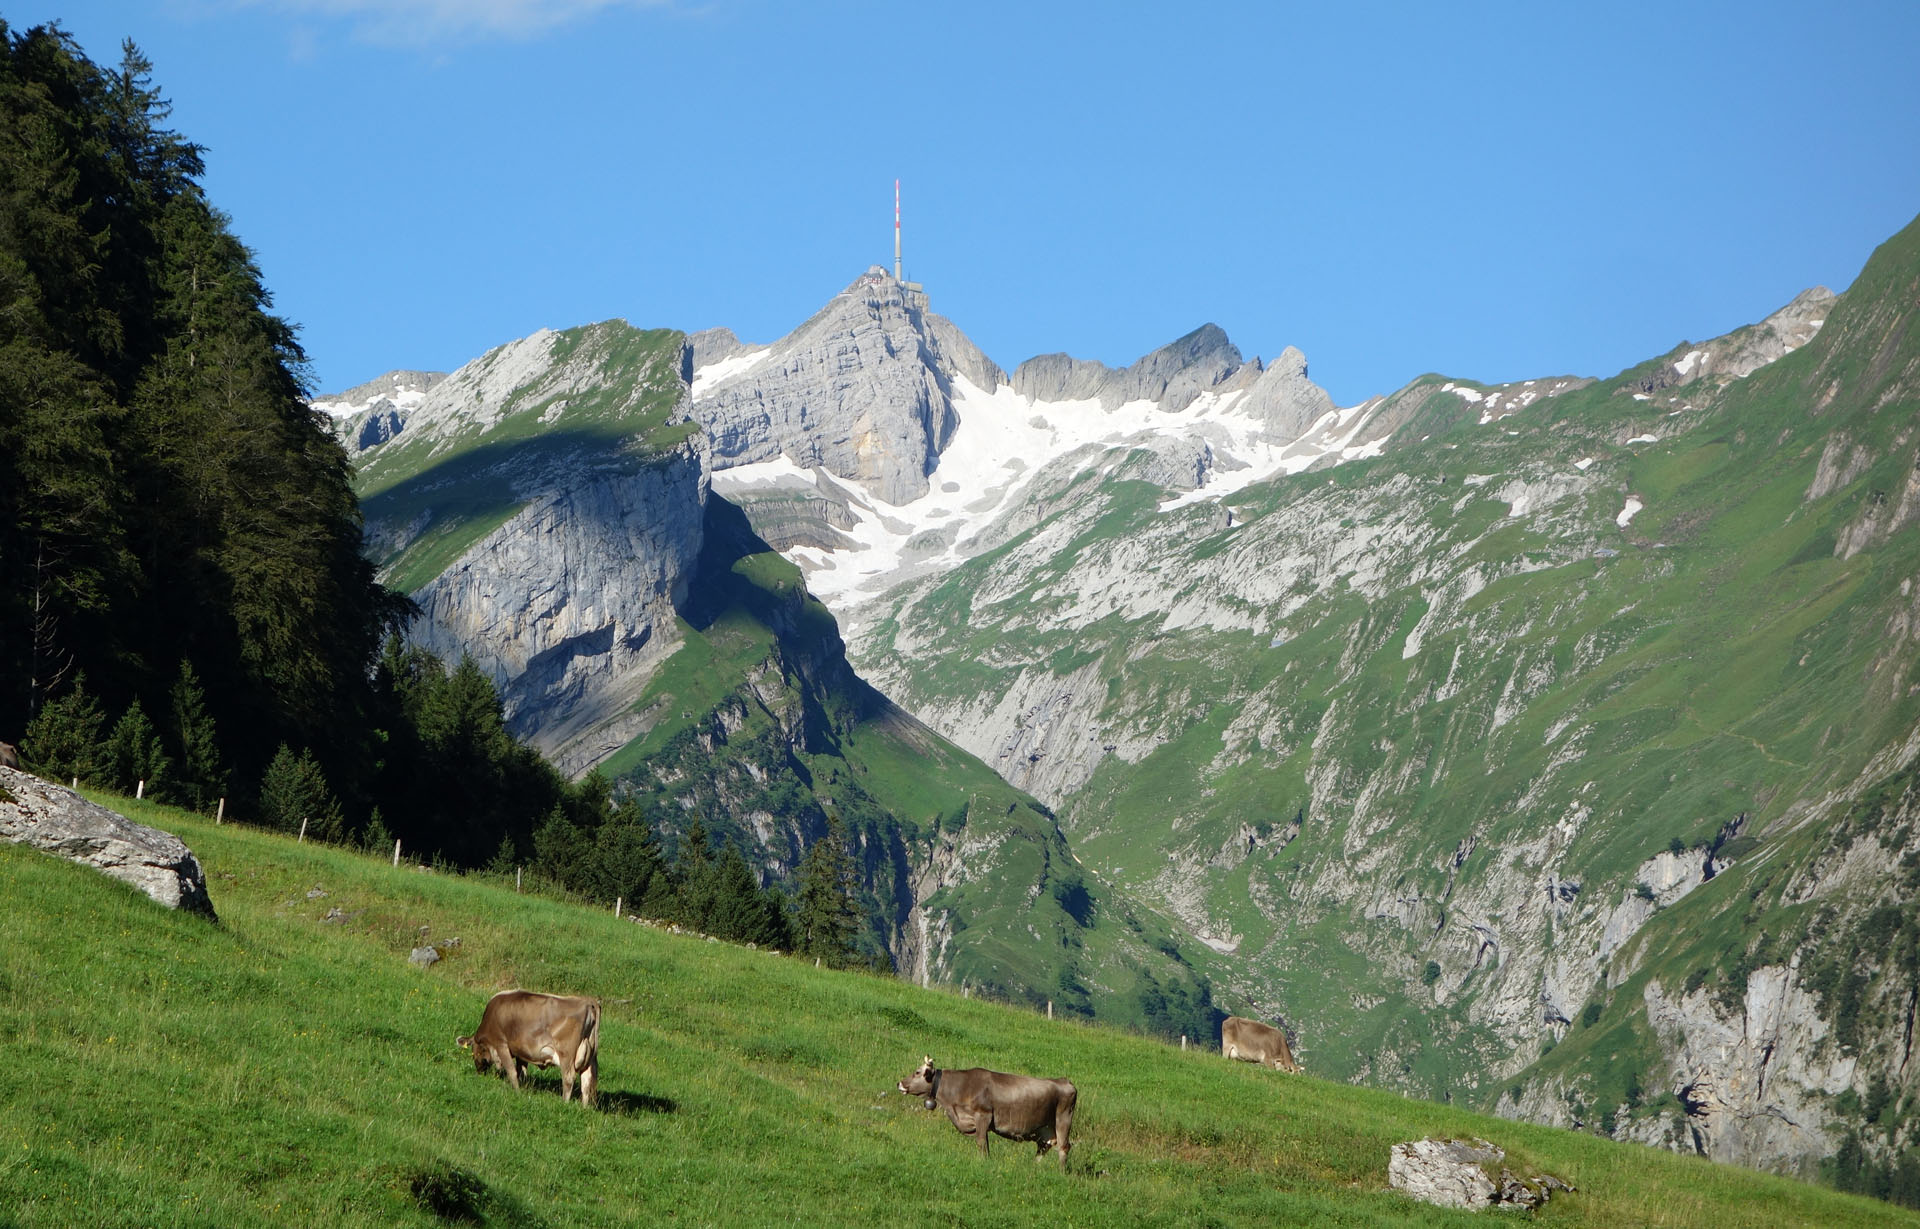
left=1, top=798, right=1908, bottom=1228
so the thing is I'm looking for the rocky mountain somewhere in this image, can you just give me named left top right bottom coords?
left=314, top=369, right=447, bottom=456
left=827, top=221, right=1916, bottom=1186
left=341, top=314, right=1221, bottom=1039
left=336, top=213, right=1920, bottom=1200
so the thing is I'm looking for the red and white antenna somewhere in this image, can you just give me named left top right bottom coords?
left=894, top=178, right=902, bottom=282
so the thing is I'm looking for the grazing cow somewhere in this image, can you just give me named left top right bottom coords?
left=456, top=990, right=600, bottom=1106
left=1222, top=1015, right=1301, bottom=1072
left=897, top=1056, right=1076, bottom=1166
left=0, top=742, right=17, bottom=770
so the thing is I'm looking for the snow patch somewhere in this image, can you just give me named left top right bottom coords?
left=1617, top=497, right=1644, bottom=528
left=689, top=347, right=772, bottom=398
left=1574, top=457, right=1594, bottom=471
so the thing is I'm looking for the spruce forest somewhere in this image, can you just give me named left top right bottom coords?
left=0, top=23, right=853, bottom=961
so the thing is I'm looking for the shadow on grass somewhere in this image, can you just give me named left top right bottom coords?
left=597, top=1089, right=680, bottom=1116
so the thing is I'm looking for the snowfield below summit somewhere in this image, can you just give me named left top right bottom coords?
left=707, top=372, right=1395, bottom=607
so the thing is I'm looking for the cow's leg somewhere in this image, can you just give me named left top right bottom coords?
left=579, top=1055, right=598, bottom=1108
left=1055, top=1103, right=1074, bottom=1169
left=978, top=1112, right=992, bottom=1156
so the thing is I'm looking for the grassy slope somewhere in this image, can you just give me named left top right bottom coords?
left=2, top=802, right=1909, bottom=1229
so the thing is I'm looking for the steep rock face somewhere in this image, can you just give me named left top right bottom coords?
left=353, top=321, right=701, bottom=774
left=406, top=439, right=707, bottom=773
left=689, top=268, right=993, bottom=505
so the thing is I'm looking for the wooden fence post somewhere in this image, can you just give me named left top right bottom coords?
left=298, top=817, right=308, bottom=843
left=216, top=797, right=226, bottom=824
left=615, top=897, right=623, bottom=918
left=516, top=866, right=522, bottom=892
left=1181, top=1035, right=1188, bottom=1051
left=1047, top=1000, right=1053, bottom=1020
left=136, top=779, right=144, bottom=800
left=392, top=838, right=402, bottom=868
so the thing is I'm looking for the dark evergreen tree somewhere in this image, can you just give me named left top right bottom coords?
left=359, top=808, right=393, bottom=856
left=485, top=833, right=519, bottom=877
left=793, top=812, right=862, bottom=965
left=588, top=809, right=665, bottom=909
left=256, top=742, right=343, bottom=838
left=673, top=817, right=719, bottom=931
left=18, top=671, right=106, bottom=782
left=532, top=805, right=587, bottom=893
left=167, top=658, right=224, bottom=811
left=104, top=697, right=169, bottom=798
left=708, top=842, right=777, bottom=946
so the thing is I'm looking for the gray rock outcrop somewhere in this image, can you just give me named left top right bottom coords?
left=1011, top=323, right=1247, bottom=412
left=0, top=767, right=216, bottom=918
left=688, top=327, right=750, bottom=370
left=691, top=268, right=986, bottom=505
left=1388, top=1138, right=1569, bottom=1211
left=1237, top=345, right=1337, bottom=442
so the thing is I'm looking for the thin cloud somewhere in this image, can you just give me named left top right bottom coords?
left=242, top=1, right=679, bottom=46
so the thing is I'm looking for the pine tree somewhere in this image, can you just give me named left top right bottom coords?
left=708, top=842, right=771, bottom=945
left=674, top=817, right=718, bottom=931
left=794, top=813, right=862, bottom=965
left=255, top=742, right=342, bottom=837
left=532, top=805, right=586, bottom=892
left=485, top=833, right=518, bottom=877
left=104, top=697, right=170, bottom=798
left=360, top=808, right=393, bottom=856
left=167, top=658, right=223, bottom=811
left=589, top=814, right=664, bottom=909
left=18, top=671, right=107, bottom=782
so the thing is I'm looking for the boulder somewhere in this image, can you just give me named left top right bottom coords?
left=0, top=766, right=216, bottom=918
left=1387, top=1137, right=1569, bottom=1211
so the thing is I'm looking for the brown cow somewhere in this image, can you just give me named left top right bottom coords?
left=1222, top=1015, right=1300, bottom=1072
left=897, top=1056, right=1076, bottom=1166
left=456, top=990, right=601, bottom=1106
left=0, top=742, right=17, bottom=770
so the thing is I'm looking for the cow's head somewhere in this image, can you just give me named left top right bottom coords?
left=896, top=1056, right=938, bottom=1107
left=455, top=1033, right=492, bottom=1073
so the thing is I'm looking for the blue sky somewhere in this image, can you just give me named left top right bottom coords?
left=35, top=1, right=1920, bottom=405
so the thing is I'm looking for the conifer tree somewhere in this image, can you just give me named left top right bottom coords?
left=105, top=698, right=170, bottom=798
left=709, top=842, right=771, bottom=945
left=256, top=742, right=342, bottom=837
left=167, top=659, right=223, bottom=811
left=18, top=671, right=106, bottom=782
left=485, top=833, right=519, bottom=877
left=794, top=812, right=862, bottom=965
left=532, top=805, right=586, bottom=892
left=589, top=812, right=664, bottom=909
left=360, top=808, right=393, bottom=856
left=674, top=817, right=718, bottom=931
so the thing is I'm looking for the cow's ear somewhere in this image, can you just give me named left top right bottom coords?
left=455, top=1034, right=473, bottom=1050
